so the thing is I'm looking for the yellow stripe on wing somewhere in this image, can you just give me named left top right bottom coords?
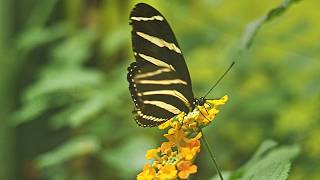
left=131, top=16, right=164, bottom=21
left=138, top=90, right=191, bottom=110
left=136, top=53, right=175, bottom=71
left=144, top=100, right=182, bottom=115
left=135, top=79, right=187, bottom=85
left=136, top=32, right=182, bottom=54
left=135, top=68, right=172, bottom=79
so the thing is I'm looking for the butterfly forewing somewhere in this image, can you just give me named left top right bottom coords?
left=130, top=3, right=193, bottom=88
left=128, top=3, right=195, bottom=127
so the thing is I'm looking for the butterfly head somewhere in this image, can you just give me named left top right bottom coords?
left=193, top=97, right=206, bottom=106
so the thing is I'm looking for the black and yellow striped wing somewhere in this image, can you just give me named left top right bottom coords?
left=128, top=3, right=195, bottom=127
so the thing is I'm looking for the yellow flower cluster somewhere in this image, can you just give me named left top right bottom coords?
left=137, top=95, right=228, bottom=180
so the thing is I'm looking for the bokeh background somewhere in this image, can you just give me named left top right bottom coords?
left=0, top=0, right=319, bottom=179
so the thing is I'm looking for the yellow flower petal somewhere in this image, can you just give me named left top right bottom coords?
left=210, top=95, right=228, bottom=106
left=137, top=164, right=156, bottom=180
left=177, top=161, right=197, bottom=179
left=180, top=139, right=201, bottom=161
left=145, top=148, right=160, bottom=160
left=160, top=142, right=173, bottom=154
left=157, top=164, right=177, bottom=180
left=192, top=132, right=202, bottom=140
left=158, top=119, right=172, bottom=129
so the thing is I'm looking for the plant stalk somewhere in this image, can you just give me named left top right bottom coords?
left=200, top=128, right=224, bottom=180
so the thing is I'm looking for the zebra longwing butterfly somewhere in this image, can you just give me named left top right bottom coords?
left=127, top=3, right=208, bottom=127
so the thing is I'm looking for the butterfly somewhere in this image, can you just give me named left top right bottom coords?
left=127, top=3, right=229, bottom=127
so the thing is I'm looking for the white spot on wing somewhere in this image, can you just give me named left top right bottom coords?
left=137, top=110, right=166, bottom=122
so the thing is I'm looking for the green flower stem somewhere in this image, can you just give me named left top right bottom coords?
left=200, top=128, right=224, bottom=180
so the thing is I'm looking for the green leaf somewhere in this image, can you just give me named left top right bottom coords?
left=242, top=139, right=278, bottom=169
left=48, top=67, right=127, bottom=129
left=16, top=23, right=67, bottom=53
left=100, top=26, right=129, bottom=56
left=25, top=0, right=59, bottom=27
left=241, top=0, right=302, bottom=50
left=24, top=68, right=103, bottom=102
left=246, top=162, right=291, bottom=180
left=101, top=135, right=158, bottom=179
left=226, top=140, right=278, bottom=180
left=11, top=68, right=104, bottom=126
left=51, top=30, right=96, bottom=65
left=49, top=93, right=107, bottom=129
left=36, top=135, right=100, bottom=168
left=239, top=144, right=300, bottom=180
left=212, top=141, right=300, bottom=180
left=11, top=98, right=50, bottom=125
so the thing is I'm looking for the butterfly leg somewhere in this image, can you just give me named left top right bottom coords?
left=198, top=107, right=211, bottom=122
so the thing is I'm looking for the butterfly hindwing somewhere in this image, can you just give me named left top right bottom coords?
left=128, top=62, right=192, bottom=127
left=128, top=3, right=195, bottom=127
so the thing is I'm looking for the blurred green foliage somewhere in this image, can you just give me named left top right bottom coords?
left=212, top=140, right=300, bottom=180
left=0, top=0, right=319, bottom=179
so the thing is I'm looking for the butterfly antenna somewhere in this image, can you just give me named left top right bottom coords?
left=203, top=61, right=235, bottom=98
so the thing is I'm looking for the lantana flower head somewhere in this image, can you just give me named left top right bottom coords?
left=137, top=95, right=228, bottom=180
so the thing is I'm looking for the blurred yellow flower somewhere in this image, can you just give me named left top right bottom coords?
left=146, top=148, right=160, bottom=160
left=177, top=160, right=197, bottom=179
left=137, top=164, right=156, bottom=180
left=136, top=95, right=228, bottom=179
